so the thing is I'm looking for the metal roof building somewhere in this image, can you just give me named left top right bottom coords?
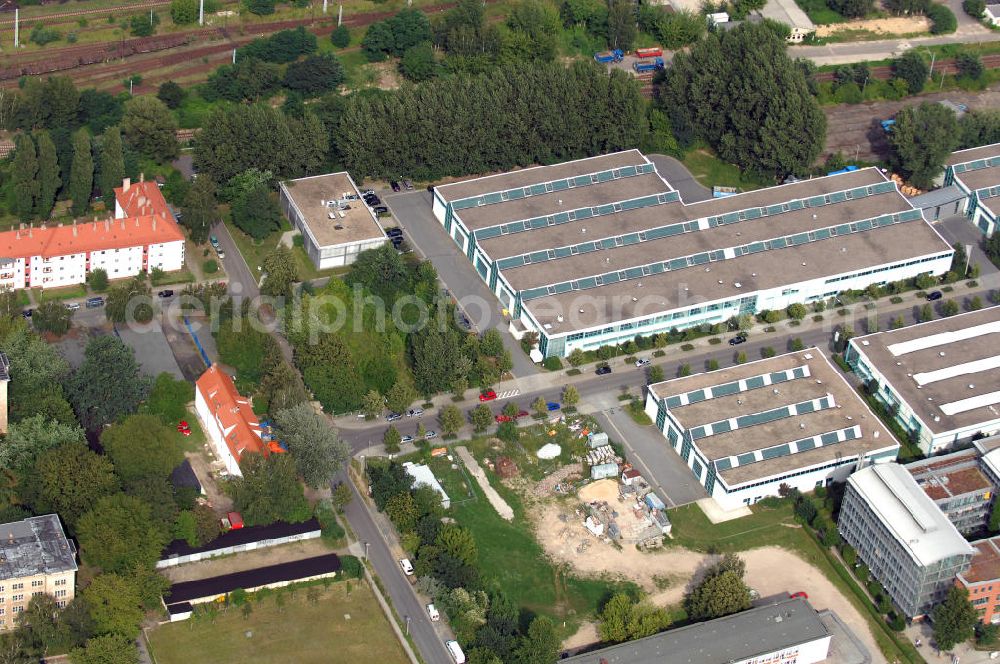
left=944, top=143, right=1000, bottom=236
left=430, top=150, right=953, bottom=359
left=839, top=463, right=975, bottom=617
left=846, top=306, right=1000, bottom=456
left=644, top=348, right=898, bottom=511
left=562, top=597, right=831, bottom=664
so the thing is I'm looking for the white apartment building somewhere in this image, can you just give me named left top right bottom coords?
left=0, top=178, right=184, bottom=290
left=0, top=515, right=77, bottom=631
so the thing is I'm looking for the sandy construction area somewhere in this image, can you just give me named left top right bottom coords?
left=538, top=501, right=886, bottom=663
left=815, top=15, right=930, bottom=37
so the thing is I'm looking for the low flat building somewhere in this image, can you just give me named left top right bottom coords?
left=839, top=463, right=975, bottom=618
left=757, top=0, right=815, bottom=42
left=957, top=536, right=1000, bottom=624
left=906, top=450, right=994, bottom=535
left=431, top=150, right=952, bottom=359
left=562, top=597, right=831, bottom=664
left=194, top=366, right=276, bottom=477
left=0, top=515, right=77, bottom=631
left=944, top=143, right=1000, bottom=236
left=644, top=349, right=898, bottom=511
left=846, top=306, right=1000, bottom=456
left=278, top=173, right=388, bottom=270
left=403, top=462, right=450, bottom=509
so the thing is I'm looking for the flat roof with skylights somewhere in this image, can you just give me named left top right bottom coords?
left=848, top=307, right=1000, bottom=440
left=430, top=150, right=953, bottom=358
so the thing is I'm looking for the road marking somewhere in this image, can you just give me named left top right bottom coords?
left=497, top=389, right=520, bottom=399
left=601, top=412, right=677, bottom=508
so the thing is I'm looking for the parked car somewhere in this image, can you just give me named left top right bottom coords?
left=65, top=302, right=81, bottom=311
left=215, top=246, right=226, bottom=259
left=374, top=206, right=390, bottom=216
left=400, top=435, right=414, bottom=444
left=517, top=410, right=530, bottom=419
left=399, top=558, right=414, bottom=576
left=927, top=290, right=943, bottom=301
left=364, top=194, right=381, bottom=206
left=406, top=408, right=424, bottom=417
left=21, top=309, right=32, bottom=319
left=479, top=390, right=498, bottom=402
left=390, top=181, right=401, bottom=192
left=634, top=358, right=650, bottom=367
left=385, top=227, right=403, bottom=238
left=360, top=189, right=375, bottom=196
left=386, top=412, right=402, bottom=422
left=158, top=289, right=174, bottom=298
left=546, top=401, right=561, bottom=411
left=427, top=603, right=440, bottom=621
left=85, top=297, right=105, bottom=309
left=210, top=235, right=221, bottom=249
left=729, top=334, right=747, bottom=346
left=495, top=414, right=513, bottom=423
left=424, top=430, right=437, bottom=440
left=596, top=365, right=612, bottom=375
left=789, top=591, right=809, bottom=600
left=402, top=179, right=414, bottom=190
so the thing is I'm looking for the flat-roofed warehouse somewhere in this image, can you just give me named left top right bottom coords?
left=846, top=306, right=1000, bottom=456
left=643, top=349, right=898, bottom=511
left=279, top=173, right=388, bottom=270
left=944, top=143, right=1000, bottom=237
left=431, top=150, right=954, bottom=358
left=562, top=597, right=832, bottom=664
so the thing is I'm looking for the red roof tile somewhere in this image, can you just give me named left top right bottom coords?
left=196, top=366, right=265, bottom=466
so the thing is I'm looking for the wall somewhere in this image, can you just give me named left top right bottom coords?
left=156, top=530, right=321, bottom=568
left=0, top=570, right=75, bottom=632
left=733, top=636, right=831, bottom=664
left=194, top=388, right=243, bottom=477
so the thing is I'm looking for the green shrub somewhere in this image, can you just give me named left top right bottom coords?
left=927, top=4, right=957, bottom=33
left=889, top=296, right=903, bottom=304
left=708, top=337, right=722, bottom=345
left=542, top=356, right=562, bottom=371
left=963, top=0, right=985, bottom=16
left=856, top=563, right=869, bottom=583
left=339, top=554, right=364, bottom=579
left=652, top=350, right=666, bottom=357
left=331, top=24, right=351, bottom=47
left=761, top=347, right=776, bottom=358
left=566, top=368, right=581, bottom=376
left=812, top=314, right=823, bottom=322
left=680, top=343, right=694, bottom=351
left=203, top=259, right=219, bottom=274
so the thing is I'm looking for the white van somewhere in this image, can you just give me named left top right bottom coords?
left=426, top=603, right=440, bottom=621
left=398, top=558, right=414, bottom=576
left=445, top=640, right=465, bottom=664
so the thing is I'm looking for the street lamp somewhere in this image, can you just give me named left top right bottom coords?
left=364, top=541, right=369, bottom=560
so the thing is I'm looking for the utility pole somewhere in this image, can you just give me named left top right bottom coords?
left=13, top=8, right=19, bottom=49
left=338, top=4, right=342, bottom=25
left=405, top=616, right=410, bottom=635
left=199, top=0, right=204, bottom=26
left=232, top=47, right=236, bottom=64
left=323, top=0, right=327, bottom=14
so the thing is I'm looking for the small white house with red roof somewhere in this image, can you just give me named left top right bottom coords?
left=194, top=366, right=267, bottom=477
left=0, top=176, right=184, bottom=290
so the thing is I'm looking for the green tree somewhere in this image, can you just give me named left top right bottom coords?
left=260, top=245, right=299, bottom=298
left=98, top=126, right=125, bottom=201
left=437, top=524, right=477, bottom=566
left=11, top=134, right=39, bottom=221
left=956, top=52, right=984, bottom=80
left=35, top=131, right=61, bottom=219
left=22, top=442, right=119, bottom=527
left=893, top=51, right=929, bottom=94
left=332, top=483, right=353, bottom=512
left=32, top=300, right=73, bottom=336
left=889, top=102, right=959, bottom=190
left=67, top=335, right=151, bottom=431
left=0, top=414, right=85, bottom=475
left=105, top=276, right=153, bottom=324
left=933, top=586, right=978, bottom=651
left=506, top=0, right=561, bottom=61
left=400, top=42, right=437, bottom=82
left=942, top=299, right=960, bottom=316
left=513, top=616, right=561, bottom=664
left=828, top=0, right=874, bottom=17
left=362, top=390, right=384, bottom=419
left=180, top=173, right=217, bottom=244
left=87, top=268, right=109, bottom=293
left=245, top=0, right=275, bottom=15
left=383, top=425, right=402, bottom=454
left=786, top=303, right=808, bottom=320
left=232, top=185, right=283, bottom=240
left=567, top=348, right=586, bottom=367
left=170, top=0, right=199, bottom=24
left=82, top=574, right=143, bottom=639
left=273, top=403, right=350, bottom=488
left=283, top=54, right=345, bottom=96
left=386, top=382, right=416, bottom=415
left=684, top=554, right=752, bottom=621
left=920, top=303, right=934, bottom=322
left=77, top=494, right=168, bottom=572
left=157, top=81, right=186, bottom=110
left=101, top=414, right=183, bottom=486
left=362, top=21, right=394, bottom=61
left=233, top=452, right=311, bottom=525
left=69, top=129, right=94, bottom=216
left=471, top=404, right=493, bottom=432
left=330, top=24, right=351, bottom=48
left=662, top=23, right=824, bottom=178
left=606, top=0, right=636, bottom=49
left=70, top=634, right=139, bottom=664
left=963, top=0, right=985, bottom=16
left=562, top=385, right=580, bottom=407
left=121, top=96, right=178, bottom=162
left=531, top=396, right=547, bottom=417
left=439, top=404, right=463, bottom=436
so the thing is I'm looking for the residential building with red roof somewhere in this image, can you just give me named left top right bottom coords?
left=194, top=366, right=266, bottom=477
left=0, top=177, right=184, bottom=290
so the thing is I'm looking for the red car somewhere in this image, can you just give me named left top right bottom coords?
left=517, top=410, right=530, bottom=419
left=479, top=390, right=497, bottom=402
left=789, top=591, right=808, bottom=600
left=495, top=414, right=513, bottom=423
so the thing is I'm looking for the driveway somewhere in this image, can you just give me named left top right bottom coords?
left=647, top=154, right=714, bottom=203
left=384, top=190, right=539, bottom=377
left=595, top=409, right=708, bottom=508
left=932, top=214, right=999, bottom=277
left=794, top=26, right=1000, bottom=66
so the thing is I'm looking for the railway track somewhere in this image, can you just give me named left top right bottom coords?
left=814, top=54, right=1000, bottom=82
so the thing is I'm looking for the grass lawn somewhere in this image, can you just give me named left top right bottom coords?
left=147, top=582, right=408, bottom=664
left=152, top=267, right=196, bottom=287
left=792, top=0, right=846, bottom=24
left=33, top=284, right=88, bottom=303
left=680, top=148, right=772, bottom=192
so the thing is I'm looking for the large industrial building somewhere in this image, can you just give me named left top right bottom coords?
left=279, top=172, right=389, bottom=270
left=644, top=349, right=898, bottom=511
left=839, top=463, right=976, bottom=618
left=431, top=150, right=953, bottom=358
left=944, top=143, right=1000, bottom=237
left=846, top=306, right=1000, bottom=456
left=563, top=597, right=832, bottom=664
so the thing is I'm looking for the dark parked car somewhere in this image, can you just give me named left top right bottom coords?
left=402, top=179, right=414, bottom=190
left=729, top=334, right=747, bottom=346
left=596, top=365, right=612, bottom=375
left=364, top=194, right=381, bottom=206
left=85, top=297, right=105, bottom=309
left=21, top=308, right=32, bottom=319
left=374, top=206, right=390, bottom=215
left=386, top=412, right=402, bottom=422
left=390, top=181, right=401, bottom=192
left=385, top=227, right=403, bottom=237
left=926, top=290, right=943, bottom=301
left=158, top=289, right=175, bottom=298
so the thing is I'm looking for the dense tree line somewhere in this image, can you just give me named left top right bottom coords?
left=237, top=26, right=317, bottom=62
left=338, top=60, right=645, bottom=180
left=661, top=22, right=825, bottom=180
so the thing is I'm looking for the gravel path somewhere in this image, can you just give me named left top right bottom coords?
left=455, top=446, right=514, bottom=521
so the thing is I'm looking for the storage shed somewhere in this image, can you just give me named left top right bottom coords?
left=591, top=462, right=620, bottom=480
left=588, top=432, right=609, bottom=448
left=644, top=493, right=666, bottom=511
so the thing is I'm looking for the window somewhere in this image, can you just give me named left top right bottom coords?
left=55, top=590, right=67, bottom=598
left=54, top=579, right=65, bottom=587
left=11, top=595, right=23, bottom=603
left=12, top=584, right=23, bottom=591
left=12, top=606, right=22, bottom=613
left=29, top=580, right=42, bottom=588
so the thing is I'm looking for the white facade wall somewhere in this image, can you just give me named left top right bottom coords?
left=88, top=246, right=144, bottom=280
left=0, top=259, right=27, bottom=291
left=194, top=388, right=243, bottom=478
left=732, top=636, right=832, bottom=664
left=315, top=238, right=387, bottom=270
left=148, top=240, right=185, bottom=273
left=30, top=253, right=87, bottom=289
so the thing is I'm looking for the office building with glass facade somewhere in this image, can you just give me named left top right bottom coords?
left=431, top=151, right=954, bottom=358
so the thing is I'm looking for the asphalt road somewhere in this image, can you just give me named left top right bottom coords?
left=793, top=27, right=1000, bottom=66
left=384, top=190, right=540, bottom=378
left=338, top=469, right=453, bottom=664
left=647, top=154, right=713, bottom=203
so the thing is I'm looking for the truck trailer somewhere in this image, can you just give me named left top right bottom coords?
left=594, top=49, right=624, bottom=63
left=633, top=57, right=664, bottom=73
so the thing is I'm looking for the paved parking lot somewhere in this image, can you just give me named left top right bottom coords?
left=648, top=154, right=713, bottom=203
left=932, top=215, right=999, bottom=277
left=384, top=190, right=539, bottom=377
left=115, top=320, right=185, bottom=379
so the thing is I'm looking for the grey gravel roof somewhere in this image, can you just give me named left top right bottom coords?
left=0, top=515, right=76, bottom=581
